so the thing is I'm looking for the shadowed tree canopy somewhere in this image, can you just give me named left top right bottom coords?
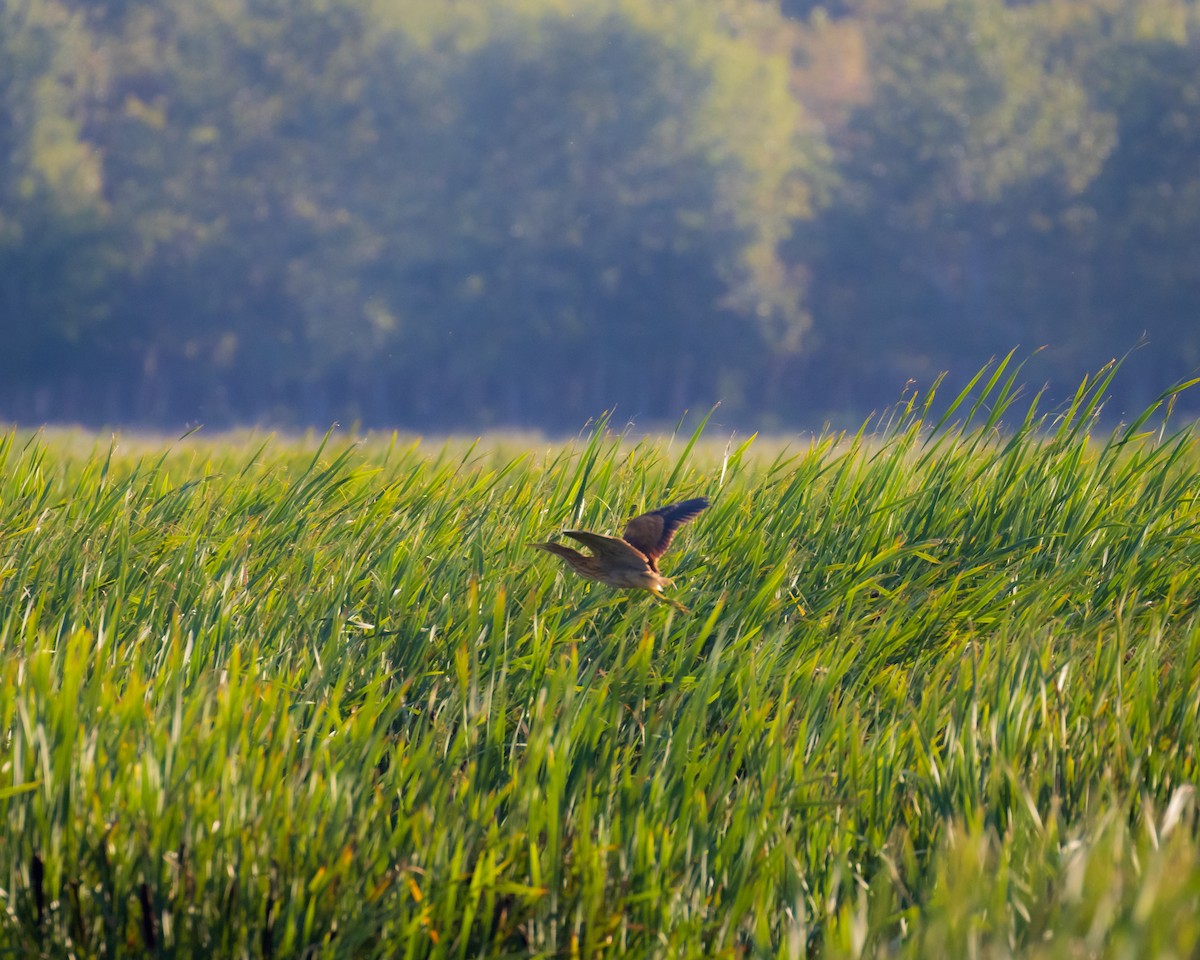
left=0, top=0, right=109, bottom=401
left=3, top=0, right=818, bottom=427
left=1, top=0, right=1199, bottom=428
left=785, top=0, right=1199, bottom=417
left=379, top=11, right=811, bottom=425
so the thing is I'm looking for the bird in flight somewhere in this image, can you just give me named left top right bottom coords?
left=528, top=497, right=709, bottom=611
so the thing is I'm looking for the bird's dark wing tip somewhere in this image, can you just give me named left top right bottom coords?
left=655, top=497, right=710, bottom=525
left=623, top=496, right=710, bottom=561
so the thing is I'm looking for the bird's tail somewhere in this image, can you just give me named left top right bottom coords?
left=527, top=541, right=585, bottom=562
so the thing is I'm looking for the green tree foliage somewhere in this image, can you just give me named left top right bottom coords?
left=791, top=0, right=1200, bottom=417
left=0, top=0, right=109, bottom=406
left=1080, top=26, right=1200, bottom=398
left=382, top=15, right=746, bottom=423
left=76, top=0, right=436, bottom=422
left=780, top=0, right=855, bottom=19
left=792, top=0, right=1116, bottom=409
left=9, top=0, right=817, bottom=428
left=2, top=0, right=1199, bottom=427
left=370, top=4, right=817, bottom=425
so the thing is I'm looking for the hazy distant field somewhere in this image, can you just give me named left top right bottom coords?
left=3, top=367, right=1200, bottom=957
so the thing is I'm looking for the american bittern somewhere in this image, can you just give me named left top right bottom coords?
left=528, top=497, right=709, bottom=611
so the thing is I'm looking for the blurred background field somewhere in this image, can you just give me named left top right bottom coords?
left=2, top=367, right=1199, bottom=956
left=2, top=0, right=1199, bottom=431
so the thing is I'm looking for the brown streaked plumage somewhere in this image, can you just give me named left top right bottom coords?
left=528, top=498, right=709, bottom=611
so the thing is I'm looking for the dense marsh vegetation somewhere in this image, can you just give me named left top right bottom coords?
left=2, top=364, right=1200, bottom=956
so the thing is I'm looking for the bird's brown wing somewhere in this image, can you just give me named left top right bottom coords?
left=563, top=530, right=649, bottom=569
left=621, top=497, right=710, bottom=568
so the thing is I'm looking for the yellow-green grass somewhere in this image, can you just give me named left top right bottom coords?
left=2, top=360, right=1200, bottom=957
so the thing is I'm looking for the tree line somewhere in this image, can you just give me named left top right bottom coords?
left=2, top=0, right=1198, bottom=430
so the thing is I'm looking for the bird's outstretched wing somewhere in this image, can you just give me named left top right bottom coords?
left=621, top=497, right=709, bottom=568
left=563, top=530, right=648, bottom=569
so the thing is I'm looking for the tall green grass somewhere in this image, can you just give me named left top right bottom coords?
left=2, top=360, right=1199, bottom=957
